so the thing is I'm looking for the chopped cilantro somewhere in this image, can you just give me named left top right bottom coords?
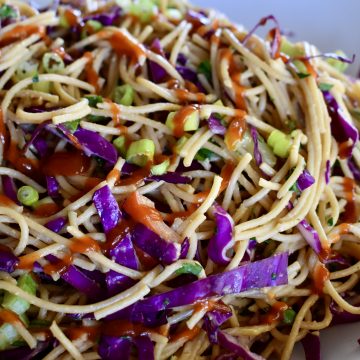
left=198, top=60, right=211, bottom=82
left=63, top=119, right=80, bottom=132
left=175, top=263, right=203, bottom=276
left=163, top=298, right=170, bottom=306
left=283, top=308, right=296, bottom=325
left=32, top=73, right=39, bottom=83
left=0, top=5, right=17, bottom=19
left=195, top=148, right=218, bottom=161
left=297, top=72, right=310, bottom=79
left=271, top=272, right=277, bottom=280
left=327, top=218, right=334, bottom=226
left=318, top=83, right=334, bottom=91
left=85, top=95, right=103, bottom=107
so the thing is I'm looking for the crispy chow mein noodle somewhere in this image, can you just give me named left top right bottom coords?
left=0, top=0, right=359, bottom=359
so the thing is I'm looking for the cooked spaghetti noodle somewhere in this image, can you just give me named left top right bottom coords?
left=0, top=1, right=359, bottom=359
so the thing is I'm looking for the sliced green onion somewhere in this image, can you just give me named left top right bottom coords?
left=126, top=139, right=155, bottom=166
left=128, top=0, right=158, bottom=23
left=292, top=59, right=310, bottom=79
left=113, top=135, right=127, bottom=156
left=195, top=148, right=218, bottom=161
left=63, top=119, right=80, bottom=132
left=280, top=38, right=304, bottom=57
left=42, top=52, right=65, bottom=73
left=17, top=186, right=39, bottom=206
left=0, top=4, right=17, bottom=19
left=150, top=159, right=170, bottom=175
left=113, top=84, right=134, bottom=106
left=267, top=130, right=292, bottom=158
left=283, top=308, right=296, bottom=325
left=32, top=73, right=39, bottom=83
left=30, top=319, right=51, bottom=328
left=327, top=50, right=349, bottom=72
left=175, top=263, right=203, bottom=276
left=86, top=19, right=103, bottom=32
left=318, top=83, right=333, bottom=91
left=166, top=110, right=199, bottom=133
left=16, top=61, right=38, bottom=81
left=0, top=323, right=18, bottom=350
left=85, top=95, right=103, bottom=107
left=174, top=136, right=188, bottom=154
left=198, top=60, right=212, bottom=82
left=32, top=81, right=51, bottom=93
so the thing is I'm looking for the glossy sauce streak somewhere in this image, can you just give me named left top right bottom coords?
left=0, top=194, right=16, bottom=207
left=102, top=219, right=135, bottom=255
left=0, top=109, right=7, bottom=147
left=172, top=105, right=199, bottom=137
left=97, top=30, right=145, bottom=63
left=64, top=8, right=80, bottom=27
left=105, top=99, right=121, bottom=125
left=18, top=252, right=42, bottom=270
left=312, top=262, right=329, bottom=295
left=342, top=177, right=357, bottom=223
left=0, top=25, right=45, bottom=47
left=84, top=52, right=99, bottom=93
left=102, top=320, right=162, bottom=337
left=0, top=309, right=20, bottom=324
left=338, top=141, right=352, bottom=159
left=66, top=325, right=100, bottom=342
left=123, top=192, right=163, bottom=233
left=262, top=301, right=288, bottom=324
left=193, top=299, right=230, bottom=315
left=6, top=142, right=39, bottom=179
left=33, top=203, right=60, bottom=217
left=43, top=254, right=73, bottom=275
left=106, top=168, right=121, bottom=183
left=69, top=236, right=100, bottom=253
left=225, top=117, right=247, bottom=151
left=120, top=166, right=150, bottom=186
left=42, top=151, right=90, bottom=176
left=170, top=325, right=200, bottom=342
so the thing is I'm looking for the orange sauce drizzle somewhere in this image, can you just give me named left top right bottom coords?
left=84, top=52, right=99, bottom=93
left=106, top=168, right=121, bottom=183
left=66, top=325, right=100, bottom=342
left=0, top=25, right=45, bottom=47
left=170, top=326, right=201, bottom=342
left=69, top=236, right=100, bottom=253
left=97, top=29, right=145, bottom=63
left=43, top=254, right=73, bottom=275
left=105, top=99, right=121, bottom=125
left=261, top=301, right=288, bottom=324
left=342, top=177, right=357, bottom=223
left=172, top=105, right=199, bottom=137
left=0, top=194, right=16, bottom=207
left=0, top=309, right=20, bottom=324
left=41, top=151, right=90, bottom=176
left=312, top=262, right=330, bottom=295
left=33, top=203, right=60, bottom=217
left=225, top=117, right=247, bottom=151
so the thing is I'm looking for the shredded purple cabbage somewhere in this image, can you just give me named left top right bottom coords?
left=2, top=175, right=18, bottom=203
left=250, top=126, right=263, bottom=167
left=203, top=307, right=232, bottom=343
left=180, top=238, right=190, bottom=259
left=44, top=217, right=67, bottom=233
left=208, top=114, right=226, bottom=135
left=325, top=160, right=331, bottom=184
left=0, top=244, right=18, bottom=273
left=322, top=90, right=359, bottom=158
left=301, top=53, right=355, bottom=64
left=297, top=169, right=315, bottom=191
left=93, top=185, right=121, bottom=233
left=98, top=335, right=132, bottom=360
left=208, top=204, right=234, bottom=265
left=348, top=158, right=360, bottom=181
left=46, top=176, right=60, bottom=198
left=83, top=6, right=121, bottom=26
left=135, top=335, right=154, bottom=360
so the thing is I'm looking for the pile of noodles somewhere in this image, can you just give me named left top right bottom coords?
left=0, top=1, right=359, bottom=359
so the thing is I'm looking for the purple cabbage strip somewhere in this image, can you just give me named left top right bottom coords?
left=148, top=38, right=168, bottom=83
left=84, top=6, right=121, bottom=26
left=203, top=308, right=232, bottom=344
left=348, top=157, right=360, bottom=181
left=23, top=120, right=51, bottom=154
left=301, top=52, right=355, bottom=64
left=217, top=331, right=265, bottom=360
left=0, top=244, right=19, bottom=273
left=46, top=176, right=60, bottom=198
left=44, top=217, right=67, bottom=233
left=106, top=272, right=135, bottom=297
left=175, top=65, right=206, bottom=92
left=73, top=128, right=118, bottom=165
left=215, top=353, right=239, bottom=360
left=330, top=301, right=360, bottom=325
left=93, top=185, right=121, bottom=233
left=46, top=254, right=103, bottom=300
left=2, top=175, right=18, bottom=203
left=147, top=172, right=191, bottom=184
left=98, top=335, right=132, bottom=360
left=208, top=204, right=234, bottom=265
left=297, top=219, right=322, bottom=255
left=180, top=237, right=190, bottom=259
left=134, top=335, right=154, bottom=360
left=111, top=252, right=288, bottom=320
left=242, top=15, right=280, bottom=59
left=0, top=340, right=57, bottom=360
left=301, top=332, right=321, bottom=360
left=250, top=126, right=262, bottom=167
left=322, top=90, right=359, bottom=158
left=297, top=169, right=315, bottom=191
left=208, top=114, right=226, bottom=135
left=177, top=53, right=188, bottom=65
left=132, top=223, right=181, bottom=265
left=325, top=160, right=331, bottom=184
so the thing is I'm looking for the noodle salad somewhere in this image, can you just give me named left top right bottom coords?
left=0, top=0, right=359, bottom=359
